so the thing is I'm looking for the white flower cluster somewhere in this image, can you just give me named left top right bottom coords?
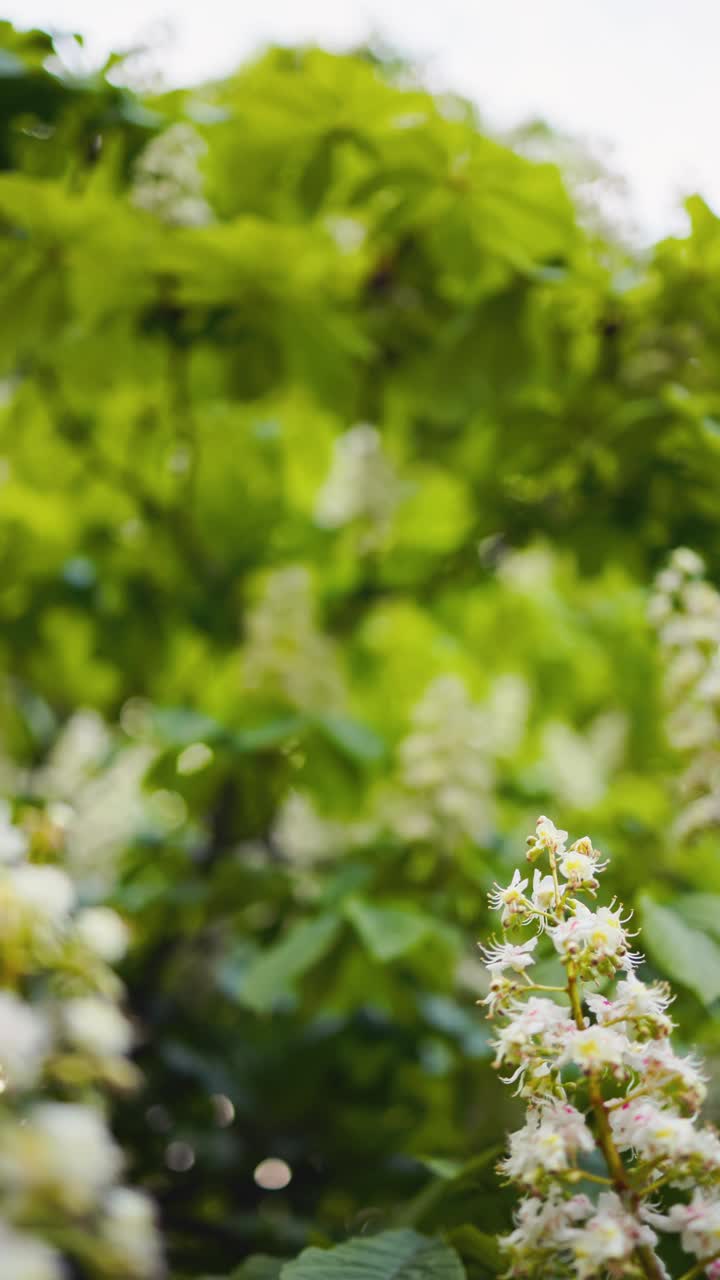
left=382, top=675, right=498, bottom=848
left=650, top=547, right=720, bottom=839
left=29, top=710, right=154, bottom=895
left=132, top=123, right=213, bottom=227
left=540, top=711, right=628, bottom=810
left=314, top=424, right=406, bottom=550
left=271, top=673, right=529, bottom=868
left=242, top=566, right=345, bottom=711
left=271, top=789, right=375, bottom=868
left=0, top=804, right=163, bottom=1278
left=481, top=815, right=720, bottom=1280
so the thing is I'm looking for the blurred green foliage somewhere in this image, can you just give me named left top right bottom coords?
left=3, top=21, right=720, bottom=1279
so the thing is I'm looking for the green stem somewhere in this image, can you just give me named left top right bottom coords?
left=548, top=848, right=563, bottom=911
left=564, top=1169, right=613, bottom=1187
left=523, top=982, right=568, bottom=993
left=678, top=1250, right=720, bottom=1280
left=566, top=960, right=665, bottom=1280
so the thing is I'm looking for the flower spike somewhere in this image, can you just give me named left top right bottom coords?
left=479, top=817, right=720, bottom=1280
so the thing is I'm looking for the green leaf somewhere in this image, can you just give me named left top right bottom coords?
left=344, top=898, right=432, bottom=962
left=239, top=913, right=342, bottom=1013
left=298, top=137, right=335, bottom=214
left=313, top=712, right=386, bottom=764
left=280, top=1229, right=465, bottom=1280
left=397, top=1149, right=502, bottom=1230
left=231, top=1258, right=285, bottom=1280
left=416, top=1157, right=464, bottom=1181
left=418, top=996, right=492, bottom=1059
left=674, top=893, right=720, bottom=940
left=152, top=706, right=222, bottom=747
left=639, top=895, right=720, bottom=1005
left=233, top=715, right=308, bottom=753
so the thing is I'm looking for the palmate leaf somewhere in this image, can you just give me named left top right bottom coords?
left=639, top=894, right=720, bottom=1006
left=344, top=898, right=435, bottom=962
left=238, top=913, right=342, bottom=1013
left=280, top=1228, right=465, bottom=1280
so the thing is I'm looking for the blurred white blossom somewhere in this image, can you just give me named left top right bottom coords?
left=271, top=787, right=378, bottom=869
left=35, top=710, right=111, bottom=796
left=4, top=863, right=75, bottom=933
left=497, top=546, right=556, bottom=593
left=101, top=1186, right=165, bottom=1277
left=273, top=791, right=351, bottom=865
left=32, top=710, right=153, bottom=894
left=382, top=675, right=496, bottom=846
left=0, top=798, right=163, bottom=1275
left=314, top=424, right=406, bottom=549
left=0, top=993, right=50, bottom=1091
left=650, top=548, right=720, bottom=837
left=132, top=123, right=212, bottom=227
left=0, top=802, right=28, bottom=864
left=484, top=673, right=531, bottom=759
left=62, top=997, right=133, bottom=1060
left=0, top=1102, right=123, bottom=1213
left=75, top=906, right=130, bottom=964
left=540, top=711, right=628, bottom=809
left=0, top=1220, right=63, bottom=1280
left=242, top=567, right=345, bottom=710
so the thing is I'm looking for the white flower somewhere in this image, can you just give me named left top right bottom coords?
left=550, top=901, right=639, bottom=971
left=531, top=869, right=556, bottom=913
left=63, top=998, right=133, bottom=1059
left=0, top=1220, right=63, bottom=1280
left=584, top=904, right=632, bottom=957
left=500, top=1103, right=594, bottom=1186
left=687, top=1126, right=720, bottom=1174
left=493, top=997, right=575, bottom=1077
left=560, top=1025, right=628, bottom=1071
left=587, top=974, right=674, bottom=1038
left=557, top=835, right=606, bottom=891
left=488, top=869, right=529, bottom=925
left=503, top=1191, right=591, bottom=1254
left=480, top=974, right=525, bottom=1019
left=102, top=1187, right=164, bottom=1276
left=626, top=1040, right=707, bottom=1112
left=132, top=124, right=212, bottom=227
left=75, top=907, right=130, bottom=963
left=6, top=864, right=75, bottom=926
left=609, top=1098, right=701, bottom=1165
left=569, top=1191, right=657, bottom=1279
left=485, top=815, right=720, bottom=1279
left=242, top=567, right=345, bottom=712
left=528, top=815, right=568, bottom=859
left=548, top=913, right=585, bottom=957
left=671, top=547, right=706, bottom=578
left=0, top=992, right=50, bottom=1090
left=557, top=847, right=597, bottom=889
left=0, top=1102, right=123, bottom=1211
left=661, top=1190, right=720, bottom=1260
left=0, top=802, right=28, bottom=863
left=314, top=424, right=405, bottom=547
left=389, top=675, right=494, bottom=847
left=479, top=936, right=537, bottom=976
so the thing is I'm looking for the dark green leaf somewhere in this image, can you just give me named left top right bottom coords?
left=239, top=914, right=342, bottom=1012
left=280, top=1229, right=465, bottom=1280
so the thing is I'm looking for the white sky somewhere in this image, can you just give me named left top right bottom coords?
left=4, top=0, right=719, bottom=239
